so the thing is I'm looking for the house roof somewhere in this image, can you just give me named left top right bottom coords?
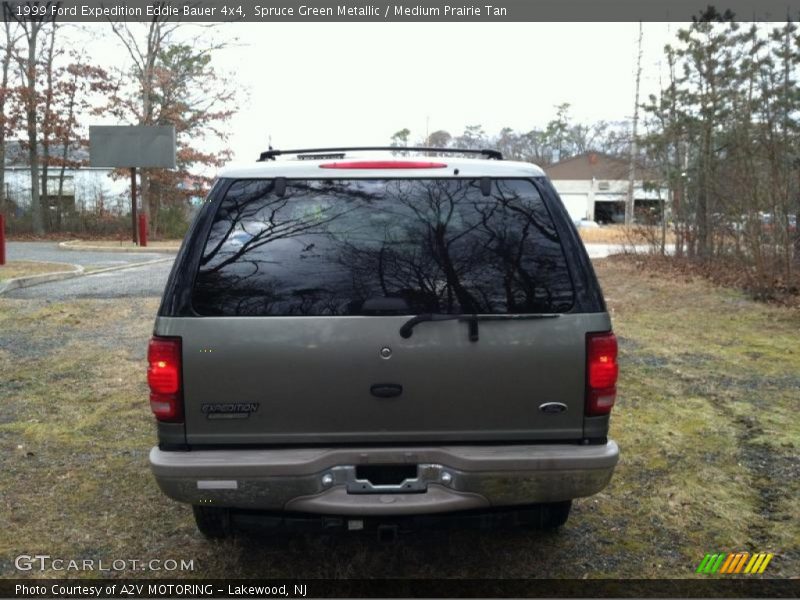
left=544, top=152, right=659, bottom=182
left=4, top=140, right=89, bottom=167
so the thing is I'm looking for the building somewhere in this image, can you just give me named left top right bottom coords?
left=2, top=141, right=129, bottom=219
left=545, top=152, right=667, bottom=224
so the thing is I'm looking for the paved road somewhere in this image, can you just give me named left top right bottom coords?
left=6, top=241, right=173, bottom=268
left=9, top=241, right=668, bottom=264
left=5, top=259, right=174, bottom=300
left=4, top=241, right=670, bottom=301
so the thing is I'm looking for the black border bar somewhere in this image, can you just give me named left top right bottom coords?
left=3, top=578, right=800, bottom=598
left=2, top=0, right=799, bottom=23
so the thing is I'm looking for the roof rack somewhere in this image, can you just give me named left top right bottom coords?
left=257, top=146, right=503, bottom=162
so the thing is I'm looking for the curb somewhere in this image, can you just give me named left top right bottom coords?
left=58, top=240, right=180, bottom=253
left=80, top=257, right=174, bottom=277
left=0, top=261, right=84, bottom=295
left=0, top=257, right=174, bottom=296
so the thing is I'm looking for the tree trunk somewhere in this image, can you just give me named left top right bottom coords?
left=139, top=20, right=160, bottom=229
left=625, top=22, right=643, bottom=226
left=40, top=26, right=55, bottom=231
left=56, top=81, right=77, bottom=228
left=781, top=24, right=795, bottom=276
left=25, top=25, right=42, bottom=235
left=795, top=160, right=800, bottom=269
left=697, top=122, right=712, bottom=259
left=0, top=23, right=13, bottom=218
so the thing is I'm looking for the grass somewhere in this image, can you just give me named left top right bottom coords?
left=578, top=224, right=676, bottom=245
left=0, top=261, right=76, bottom=283
left=598, top=258, right=800, bottom=559
left=0, top=260, right=797, bottom=580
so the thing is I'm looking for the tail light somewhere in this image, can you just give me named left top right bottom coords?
left=147, top=336, right=183, bottom=422
left=586, top=332, right=618, bottom=416
left=319, top=160, right=447, bottom=169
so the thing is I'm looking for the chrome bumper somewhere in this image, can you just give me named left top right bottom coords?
left=150, top=442, right=618, bottom=515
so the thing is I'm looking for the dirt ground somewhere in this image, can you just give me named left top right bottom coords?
left=0, top=258, right=797, bottom=580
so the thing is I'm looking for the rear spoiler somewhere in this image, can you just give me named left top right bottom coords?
left=258, top=146, right=504, bottom=162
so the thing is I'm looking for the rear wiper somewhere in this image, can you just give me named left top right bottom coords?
left=399, top=313, right=560, bottom=342
left=399, top=314, right=461, bottom=339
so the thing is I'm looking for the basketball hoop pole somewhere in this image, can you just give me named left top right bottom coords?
left=131, top=167, right=138, bottom=245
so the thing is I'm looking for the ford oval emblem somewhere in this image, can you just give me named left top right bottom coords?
left=539, top=402, right=568, bottom=414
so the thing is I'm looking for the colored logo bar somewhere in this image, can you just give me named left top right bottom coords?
left=696, top=552, right=774, bottom=574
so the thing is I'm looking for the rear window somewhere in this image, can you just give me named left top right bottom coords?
left=192, top=178, right=574, bottom=316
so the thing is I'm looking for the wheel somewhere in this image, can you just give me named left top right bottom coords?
left=516, top=500, right=572, bottom=530
left=192, top=505, right=232, bottom=539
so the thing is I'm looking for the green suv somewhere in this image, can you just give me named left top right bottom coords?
left=147, top=147, right=619, bottom=538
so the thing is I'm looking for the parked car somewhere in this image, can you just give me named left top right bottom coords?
left=147, top=146, right=620, bottom=538
left=574, top=218, right=600, bottom=229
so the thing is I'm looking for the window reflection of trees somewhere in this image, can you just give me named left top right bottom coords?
left=193, top=178, right=574, bottom=316
left=194, top=179, right=359, bottom=315
left=338, top=180, right=572, bottom=314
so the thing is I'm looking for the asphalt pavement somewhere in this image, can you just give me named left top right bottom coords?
left=4, top=242, right=175, bottom=299
left=6, top=241, right=173, bottom=267
left=5, top=259, right=174, bottom=300
left=3, top=241, right=667, bottom=301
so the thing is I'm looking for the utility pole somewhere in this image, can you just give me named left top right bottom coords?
left=131, top=168, right=138, bottom=244
left=425, top=115, right=430, bottom=146
left=625, top=22, right=643, bottom=226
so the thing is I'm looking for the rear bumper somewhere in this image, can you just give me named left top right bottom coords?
left=149, top=441, right=618, bottom=516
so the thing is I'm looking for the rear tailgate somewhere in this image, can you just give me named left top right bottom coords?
left=157, top=312, right=610, bottom=445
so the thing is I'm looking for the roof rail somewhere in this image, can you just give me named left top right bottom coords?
left=257, top=146, right=503, bottom=162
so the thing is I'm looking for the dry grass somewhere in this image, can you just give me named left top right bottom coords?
left=0, top=262, right=797, bottom=580
left=0, top=261, right=76, bottom=283
left=596, top=258, right=799, bottom=569
left=578, top=225, right=677, bottom=245
left=578, top=225, right=632, bottom=244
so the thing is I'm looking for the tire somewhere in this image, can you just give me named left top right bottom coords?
left=517, top=500, right=572, bottom=530
left=192, top=505, right=232, bottom=539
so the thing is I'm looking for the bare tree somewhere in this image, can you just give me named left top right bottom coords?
left=39, top=22, right=56, bottom=228
left=0, top=19, right=22, bottom=216
left=108, top=15, right=180, bottom=226
left=7, top=1, right=59, bottom=234
left=108, top=14, right=232, bottom=236
left=625, top=22, right=643, bottom=226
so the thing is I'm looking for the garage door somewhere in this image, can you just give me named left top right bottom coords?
left=557, top=193, right=588, bottom=222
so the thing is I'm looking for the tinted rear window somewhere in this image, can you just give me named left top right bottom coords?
left=192, top=178, right=574, bottom=316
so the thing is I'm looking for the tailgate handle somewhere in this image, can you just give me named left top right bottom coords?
left=370, top=383, right=403, bottom=398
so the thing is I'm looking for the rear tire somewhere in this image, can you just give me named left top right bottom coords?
left=517, top=500, right=572, bottom=530
left=192, top=505, right=232, bottom=539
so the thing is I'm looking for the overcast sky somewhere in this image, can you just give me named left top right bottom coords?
left=84, top=22, right=680, bottom=167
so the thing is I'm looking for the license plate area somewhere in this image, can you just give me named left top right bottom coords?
left=356, top=464, right=417, bottom=486
left=347, top=464, right=424, bottom=494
